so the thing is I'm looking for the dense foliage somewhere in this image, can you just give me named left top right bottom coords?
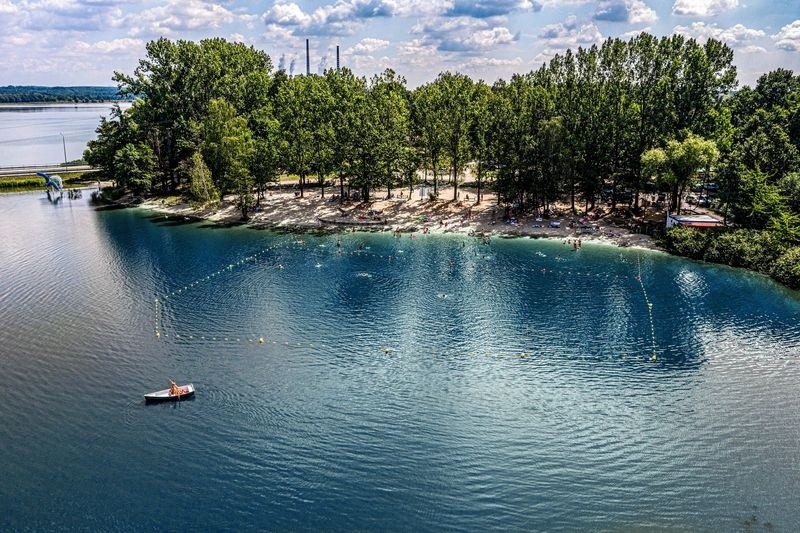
left=0, top=86, right=126, bottom=103
left=83, top=36, right=800, bottom=288
left=661, top=227, right=800, bottom=289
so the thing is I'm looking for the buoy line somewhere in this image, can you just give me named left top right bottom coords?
left=636, top=254, right=658, bottom=361
left=153, top=236, right=646, bottom=364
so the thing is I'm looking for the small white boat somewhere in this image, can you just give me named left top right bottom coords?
left=144, top=383, right=195, bottom=403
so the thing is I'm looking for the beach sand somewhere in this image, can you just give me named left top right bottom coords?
left=137, top=185, right=661, bottom=250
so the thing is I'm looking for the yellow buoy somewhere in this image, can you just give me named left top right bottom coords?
left=259, top=337, right=265, bottom=344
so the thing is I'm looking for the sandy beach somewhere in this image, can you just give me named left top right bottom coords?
left=137, top=184, right=661, bottom=250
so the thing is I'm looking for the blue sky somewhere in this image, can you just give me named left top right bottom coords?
left=0, top=0, right=797, bottom=88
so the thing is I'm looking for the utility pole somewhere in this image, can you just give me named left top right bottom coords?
left=306, top=39, right=310, bottom=76
left=60, top=132, right=67, bottom=167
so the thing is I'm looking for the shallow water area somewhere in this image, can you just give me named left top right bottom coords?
left=1, top=190, right=799, bottom=531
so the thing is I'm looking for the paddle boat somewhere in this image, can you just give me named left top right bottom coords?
left=144, top=383, right=195, bottom=403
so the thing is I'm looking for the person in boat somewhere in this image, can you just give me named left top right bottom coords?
left=169, top=380, right=181, bottom=396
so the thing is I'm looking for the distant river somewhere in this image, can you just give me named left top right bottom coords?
left=1, top=190, right=800, bottom=530
left=0, top=103, right=126, bottom=167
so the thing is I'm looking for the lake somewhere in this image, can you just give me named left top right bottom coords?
left=0, top=103, right=124, bottom=167
left=1, top=190, right=799, bottom=531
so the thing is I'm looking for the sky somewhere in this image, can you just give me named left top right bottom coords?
left=0, top=0, right=797, bottom=88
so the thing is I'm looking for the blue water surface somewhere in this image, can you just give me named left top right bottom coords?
left=1, top=190, right=799, bottom=531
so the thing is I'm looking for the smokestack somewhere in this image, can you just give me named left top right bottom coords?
left=336, top=46, right=340, bottom=71
left=306, top=39, right=310, bottom=76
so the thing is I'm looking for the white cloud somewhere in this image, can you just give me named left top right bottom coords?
left=396, top=38, right=437, bottom=58
left=412, top=16, right=518, bottom=52
left=459, top=56, right=523, bottom=68
left=262, top=0, right=450, bottom=36
left=0, top=32, right=35, bottom=47
left=621, top=27, right=652, bottom=39
left=263, top=2, right=311, bottom=25
left=673, top=22, right=765, bottom=48
left=531, top=47, right=560, bottom=65
left=738, top=45, right=766, bottom=54
left=89, top=38, right=144, bottom=54
left=347, top=37, right=391, bottom=55
left=446, top=0, right=541, bottom=18
left=128, top=1, right=236, bottom=37
left=539, top=16, right=603, bottom=48
left=539, top=0, right=593, bottom=5
left=672, top=0, right=738, bottom=17
left=0, top=0, right=18, bottom=14
left=7, top=0, right=126, bottom=31
left=773, top=19, right=800, bottom=52
left=593, top=1, right=657, bottom=24
left=69, top=38, right=145, bottom=56
left=628, top=0, right=657, bottom=24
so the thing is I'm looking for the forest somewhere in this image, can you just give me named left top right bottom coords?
left=0, top=85, right=127, bottom=103
left=84, top=36, right=800, bottom=288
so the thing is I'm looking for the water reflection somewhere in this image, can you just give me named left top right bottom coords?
left=3, top=192, right=800, bottom=530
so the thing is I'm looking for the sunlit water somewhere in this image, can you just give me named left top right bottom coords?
left=0, top=104, right=124, bottom=167
left=1, top=190, right=799, bottom=531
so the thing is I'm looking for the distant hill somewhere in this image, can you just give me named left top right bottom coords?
left=0, top=86, right=131, bottom=103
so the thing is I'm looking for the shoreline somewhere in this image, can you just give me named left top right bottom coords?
left=133, top=186, right=663, bottom=251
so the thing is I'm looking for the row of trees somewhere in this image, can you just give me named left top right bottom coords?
left=0, top=85, right=125, bottom=103
left=85, top=36, right=799, bottom=233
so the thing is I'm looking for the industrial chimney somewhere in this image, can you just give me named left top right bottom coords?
left=306, top=39, right=310, bottom=76
left=336, top=46, right=340, bottom=71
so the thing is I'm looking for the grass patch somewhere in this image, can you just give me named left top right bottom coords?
left=0, top=171, right=95, bottom=190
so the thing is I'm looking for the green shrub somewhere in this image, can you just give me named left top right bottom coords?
left=660, top=226, right=710, bottom=259
left=771, top=247, right=800, bottom=290
left=705, top=229, right=786, bottom=271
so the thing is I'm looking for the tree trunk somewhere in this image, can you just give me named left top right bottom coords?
left=452, top=165, right=458, bottom=201
left=299, top=173, right=305, bottom=198
left=570, top=177, right=576, bottom=213
left=477, top=160, right=482, bottom=205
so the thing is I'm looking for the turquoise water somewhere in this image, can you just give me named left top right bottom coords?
left=2, top=190, right=800, bottom=531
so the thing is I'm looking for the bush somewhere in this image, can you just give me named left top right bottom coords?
left=771, top=247, right=800, bottom=290
left=704, top=229, right=786, bottom=271
left=659, top=226, right=710, bottom=259
left=662, top=226, right=800, bottom=291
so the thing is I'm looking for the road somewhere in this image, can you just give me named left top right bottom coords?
left=0, top=165, right=93, bottom=177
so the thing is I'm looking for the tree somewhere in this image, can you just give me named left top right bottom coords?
left=369, top=69, right=411, bottom=199
left=202, top=98, right=255, bottom=218
left=84, top=106, right=130, bottom=183
left=114, top=143, right=156, bottom=193
left=435, top=72, right=474, bottom=201
left=249, top=105, right=282, bottom=205
left=412, top=82, right=446, bottom=197
left=326, top=68, right=368, bottom=200
left=730, top=168, right=787, bottom=229
left=469, top=81, right=493, bottom=204
left=112, top=38, right=272, bottom=191
left=180, top=151, right=218, bottom=206
left=642, top=133, right=719, bottom=212
left=275, top=76, right=314, bottom=198
left=778, top=171, right=800, bottom=214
